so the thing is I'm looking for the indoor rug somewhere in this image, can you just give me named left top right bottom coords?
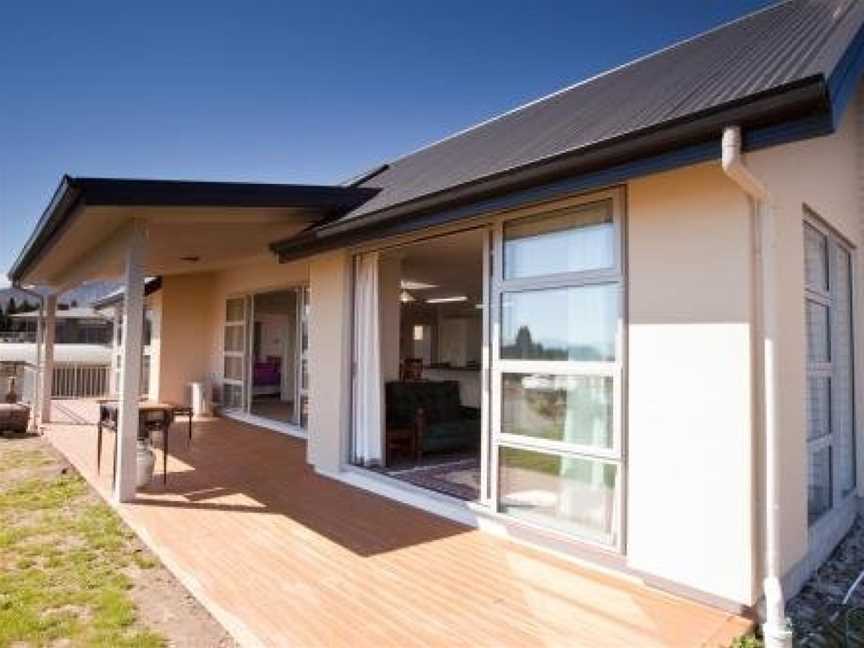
left=389, top=458, right=480, bottom=501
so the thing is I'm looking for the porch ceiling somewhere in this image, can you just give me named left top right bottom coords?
left=9, top=176, right=378, bottom=289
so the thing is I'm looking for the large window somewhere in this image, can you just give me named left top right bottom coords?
left=804, top=215, right=856, bottom=526
left=492, top=193, right=624, bottom=548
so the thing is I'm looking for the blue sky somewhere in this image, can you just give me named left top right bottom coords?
left=0, top=0, right=775, bottom=283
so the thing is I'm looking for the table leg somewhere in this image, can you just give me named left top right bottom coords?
left=187, top=414, right=192, bottom=447
left=97, top=423, right=102, bottom=474
left=112, top=430, right=118, bottom=493
left=163, top=428, right=168, bottom=485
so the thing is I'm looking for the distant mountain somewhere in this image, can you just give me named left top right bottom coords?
left=0, top=281, right=119, bottom=311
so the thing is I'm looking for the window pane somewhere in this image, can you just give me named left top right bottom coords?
left=224, top=357, right=244, bottom=381
left=808, top=446, right=832, bottom=525
left=832, top=245, right=856, bottom=494
left=501, top=284, right=618, bottom=361
left=224, top=325, right=244, bottom=353
left=223, top=384, right=244, bottom=410
left=806, top=300, right=830, bottom=364
left=226, top=298, right=245, bottom=322
left=499, top=447, right=619, bottom=545
left=502, top=374, right=613, bottom=449
left=504, top=200, right=614, bottom=279
left=804, top=224, right=828, bottom=292
left=806, top=377, right=831, bottom=441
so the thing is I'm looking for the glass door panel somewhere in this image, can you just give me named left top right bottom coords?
left=222, top=296, right=248, bottom=411
left=489, top=190, right=624, bottom=549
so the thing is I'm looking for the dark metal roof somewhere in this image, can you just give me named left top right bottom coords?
left=9, top=176, right=379, bottom=283
left=326, top=0, right=864, bottom=227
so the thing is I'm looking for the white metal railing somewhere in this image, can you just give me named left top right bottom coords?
left=2, top=360, right=112, bottom=402
left=51, top=364, right=111, bottom=399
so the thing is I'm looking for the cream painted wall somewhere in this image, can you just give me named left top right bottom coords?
left=306, top=251, right=352, bottom=473
left=157, top=274, right=216, bottom=404
left=147, top=292, right=162, bottom=400
left=746, top=90, right=863, bottom=587
left=627, top=162, right=757, bottom=604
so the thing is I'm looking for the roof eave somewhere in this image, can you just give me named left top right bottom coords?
left=271, top=75, right=830, bottom=262
left=7, top=179, right=379, bottom=285
left=9, top=176, right=82, bottom=285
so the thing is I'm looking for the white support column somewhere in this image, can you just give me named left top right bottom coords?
left=40, top=294, right=57, bottom=423
left=114, top=221, right=147, bottom=503
left=29, top=299, right=44, bottom=433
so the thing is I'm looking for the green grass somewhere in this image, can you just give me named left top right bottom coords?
left=730, top=634, right=763, bottom=648
left=0, top=450, right=165, bottom=648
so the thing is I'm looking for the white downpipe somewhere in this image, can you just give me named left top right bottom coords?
left=722, top=126, right=793, bottom=648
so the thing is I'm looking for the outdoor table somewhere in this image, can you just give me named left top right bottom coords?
left=96, top=400, right=193, bottom=487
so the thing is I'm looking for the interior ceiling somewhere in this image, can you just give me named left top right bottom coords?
left=386, top=229, right=484, bottom=305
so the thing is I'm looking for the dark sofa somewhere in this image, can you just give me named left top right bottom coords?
left=385, top=380, right=480, bottom=460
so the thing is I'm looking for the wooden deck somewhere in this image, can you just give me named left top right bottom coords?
left=45, top=400, right=752, bottom=647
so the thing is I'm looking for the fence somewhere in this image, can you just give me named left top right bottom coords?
left=51, top=364, right=111, bottom=399
left=0, top=361, right=111, bottom=402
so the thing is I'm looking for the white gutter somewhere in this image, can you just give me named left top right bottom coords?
left=721, top=126, right=792, bottom=648
left=10, top=283, right=44, bottom=434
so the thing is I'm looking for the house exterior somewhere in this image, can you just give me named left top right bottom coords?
left=8, top=2, right=864, bottom=645
left=6, top=307, right=111, bottom=344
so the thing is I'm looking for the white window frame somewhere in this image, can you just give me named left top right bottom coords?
left=222, top=295, right=249, bottom=412
left=804, top=212, right=857, bottom=528
left=490, top=189, right=626, bottom=551
left=346, top=187, right=627, bottom=552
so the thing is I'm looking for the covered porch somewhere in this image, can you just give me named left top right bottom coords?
left=45, top=399, right=751, bottom=647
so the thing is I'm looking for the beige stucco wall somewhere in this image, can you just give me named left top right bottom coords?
left=627, top=162, right=757, bottom=604
left=306, top=251, right=353, bottom=473
left=157, top=274, right=217, bottom=404
left=746, top=90, right=863, bottom=588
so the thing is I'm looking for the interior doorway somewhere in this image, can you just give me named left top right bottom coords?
left=351, top=229, right=486, bottom=501
left=221, top=286, right=309, bottom=431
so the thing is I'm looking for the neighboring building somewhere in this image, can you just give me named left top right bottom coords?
left=8, top=2, right=864, bottom=645
left=6, top=307, right=112, bottom=344
left=92, top=277, right=162, bottom=399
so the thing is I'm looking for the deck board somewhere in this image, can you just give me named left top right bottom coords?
left=44, top=400, right=752, bottom=647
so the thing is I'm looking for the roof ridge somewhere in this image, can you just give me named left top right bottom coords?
left=359, top=0, right=796, bottom=180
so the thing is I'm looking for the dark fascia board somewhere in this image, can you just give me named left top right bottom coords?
left=71, top=177, right=379, bottom=209
left=8, top=177, right=378, bottom=283
left=272, top=76, right=831, bottom=262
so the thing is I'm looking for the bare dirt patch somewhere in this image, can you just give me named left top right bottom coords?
left=0, top=432, right=236, bottom=647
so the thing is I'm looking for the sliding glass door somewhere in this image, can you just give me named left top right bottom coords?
left=489, top=191, right=625, bottom=548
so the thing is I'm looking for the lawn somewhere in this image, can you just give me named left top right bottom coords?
left=0, top=440, right=164, bottom=647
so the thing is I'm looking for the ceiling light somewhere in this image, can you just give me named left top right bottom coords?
left=426, top=296, right=468, bottom=304
left=400, top=290, right=415, bottom=303
left=401, top=280, right=437, bottom=290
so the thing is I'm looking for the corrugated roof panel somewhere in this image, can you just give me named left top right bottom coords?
left=344, top=0, right=864, bottom=220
